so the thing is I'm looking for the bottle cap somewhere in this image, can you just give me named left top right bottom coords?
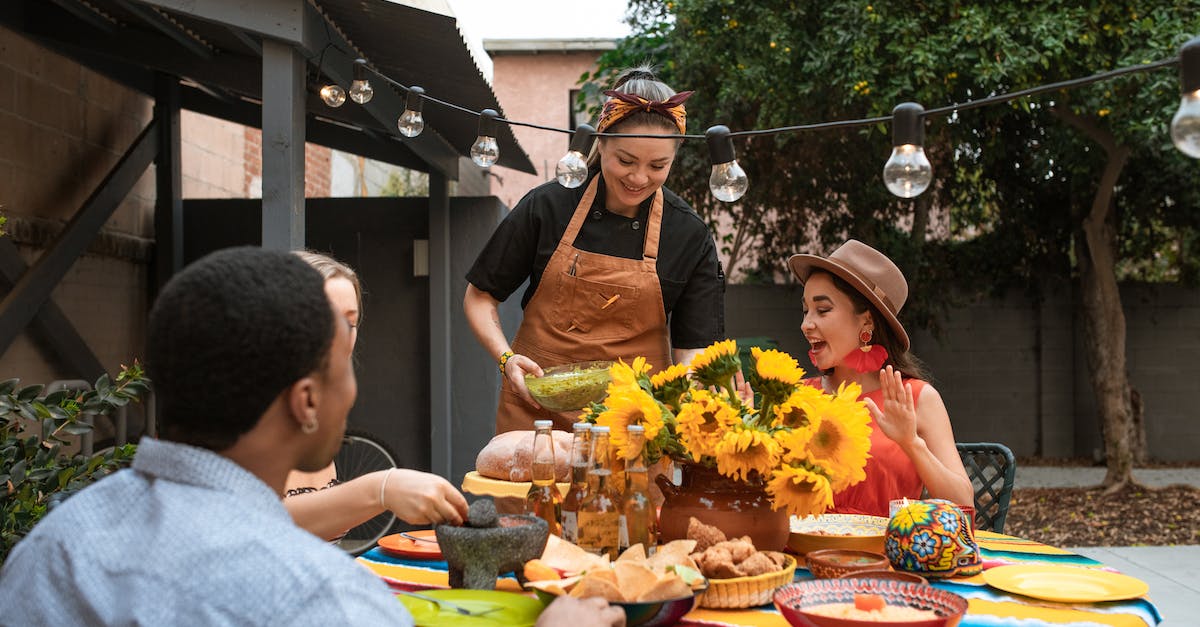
left=534, top=420, right=553, bottom=429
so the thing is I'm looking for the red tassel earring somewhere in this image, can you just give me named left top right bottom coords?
left=844, top=329, right=888, bottom=373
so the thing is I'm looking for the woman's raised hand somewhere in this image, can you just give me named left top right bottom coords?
left=863, top=365, right=919, bottom=448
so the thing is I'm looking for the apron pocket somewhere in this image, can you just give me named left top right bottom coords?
left=553, top=272, right=640, bottom=341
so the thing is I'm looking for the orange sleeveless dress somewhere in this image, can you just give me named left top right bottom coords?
left=814, top=379, right=927, bottom=517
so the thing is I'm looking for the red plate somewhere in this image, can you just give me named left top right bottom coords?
left=377, top=530, right=442, bottom=559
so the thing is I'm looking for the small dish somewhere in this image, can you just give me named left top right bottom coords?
left=838, top=569, right=928, bottom=586
left=774, top=578, right=967, bottom=627
left=805, top=549, right=889, bottom=579
left=398, top=588, right=544, bottom=627
left=701, top=554, right=796, bottom=609
left=377, top=529, right=442, bottom=560
left=981, top=564, right=1149, bottom=603
left=524, top=360, right=614, bottom=411
left=788, top=514, right=888, bottom=556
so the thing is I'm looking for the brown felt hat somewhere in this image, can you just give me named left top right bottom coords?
left=787, top=239, right=910, bottom=351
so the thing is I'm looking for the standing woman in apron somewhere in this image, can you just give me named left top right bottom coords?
left=465, top=66, right=726, bottom=434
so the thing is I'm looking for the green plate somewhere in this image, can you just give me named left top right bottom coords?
left=397, top=589, right=545, bottom=627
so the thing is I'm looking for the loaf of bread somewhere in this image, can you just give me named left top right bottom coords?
left=475, top=429, right=573, bottom=482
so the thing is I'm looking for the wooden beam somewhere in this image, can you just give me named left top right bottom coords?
left=154, top=73, right=183, bottom=295
left=260, top=38, right=305, bottom=250
left=136, top=0, right=309, bottom=48
left=0, top=119, right=158, bottom=358
left=428, top=172, right=452, bottom=478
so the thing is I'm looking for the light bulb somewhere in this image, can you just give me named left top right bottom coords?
left=555, top=124, right=595, bottom=188
left=349, top=58, right=373, bottom=104
left=398, top=109, right=424, bottom=137
left=705, top=125, right=748, bottom=202
left=555, top=151, right=588, bottom=188
left=884, top=102, right=932, bottom=198
left=471, top=109, right=500, bottom=168
left=710, top=160, right=749, bottom=202
left=883, top=144, right=933, bottom=198
left=397, top=86, right=425, bottom=138
left=319, top=84, right=346, bottom=108
left=349, top=79, right=373, bottom=104
left=1172, top=37, right=1200, bottom=158
left=470, top=136, right=500, bottom=168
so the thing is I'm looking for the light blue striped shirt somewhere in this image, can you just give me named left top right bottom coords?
left=0, top=437, right=411, bottom=626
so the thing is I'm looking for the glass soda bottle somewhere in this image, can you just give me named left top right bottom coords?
left=525, top=419, right=563, bottom=536
left=576, top=425, right=620, bottom=558
left=560, top=422, right=592, bottom=544
left=619, top=424, right=656, bottom=554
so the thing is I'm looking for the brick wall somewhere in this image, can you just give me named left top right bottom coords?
left=725, top=281, right=1200, bottom=462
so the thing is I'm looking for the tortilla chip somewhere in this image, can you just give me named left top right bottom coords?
left=525, top=575, right=583, bottom=597
left=636, top=572, right=693, bottom=602
left=613, top=561, right=658, bottom=598
left=645, top=539, right=697, bottom=571
left=570, top=572, right=625, bottom=602
left=540, top=534, right=609, bottom=574
left=616, top=543, right=646, bottom=563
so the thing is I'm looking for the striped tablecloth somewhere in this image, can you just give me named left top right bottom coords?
left=357, top=530, right=1163, bottom=627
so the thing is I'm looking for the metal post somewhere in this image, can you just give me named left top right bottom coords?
left=428, top=173, right=452, bottom=479
left=260, top=38, right=306, bottom=250
left=154, top=72, right=183, bottom=294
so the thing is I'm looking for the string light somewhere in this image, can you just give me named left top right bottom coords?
left=1171, top=37, right=1200, bottom=158
left=398, top=85, right=425, bottom=138
left=883, top=103, right=932, bottom=198
left=555, top=124, right=595, bottom=188
left=331, top=40, right=1194, bottom=196
left=705, top=125, right=748, bottom=202
left=471, top=109, right=500, bottom=167
left=320, top=84, right=346, bottom=108
left=349, top=58, right=374, bottom=105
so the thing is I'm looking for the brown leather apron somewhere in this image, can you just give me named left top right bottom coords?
left=495, top=177, right=672, bottom=433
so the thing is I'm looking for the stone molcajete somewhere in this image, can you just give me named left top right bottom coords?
left=435, top=499, right=550, bottom=590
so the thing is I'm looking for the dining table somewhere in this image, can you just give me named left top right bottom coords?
left=357, top=529, right=1164, bottom=627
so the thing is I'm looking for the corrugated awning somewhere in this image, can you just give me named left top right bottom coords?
left=0, top=0, right=535, bottom=176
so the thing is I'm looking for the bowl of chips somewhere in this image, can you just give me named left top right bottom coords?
left=773, top=578, right=968, bottom=627
left=524, top=361, right=614, bottom=411
left=524, top=537, right=707, bottom=627
left=788, top=514, right=888, bottom=556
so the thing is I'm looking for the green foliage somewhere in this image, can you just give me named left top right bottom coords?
left=587, top=0, right=1200, bottom=328
left=1, top=365, right=150, bottom=561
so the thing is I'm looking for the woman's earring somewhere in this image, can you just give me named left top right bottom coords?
left=301, top=420, right=319, bottom=435
left=843, top=329, right=889, bottom=373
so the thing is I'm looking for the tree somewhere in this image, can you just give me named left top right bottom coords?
left=588, top=0, right=1200, bottom=489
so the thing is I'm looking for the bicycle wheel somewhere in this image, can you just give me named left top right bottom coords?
left=334, top=429, right=399, bottom=555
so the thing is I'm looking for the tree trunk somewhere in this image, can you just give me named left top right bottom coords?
left=1053, top=109, right=1139, bottom=491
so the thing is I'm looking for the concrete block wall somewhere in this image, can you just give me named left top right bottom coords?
left=0, top=26, right=153, bottom=388
left=725, top=281, right=1200, bottom=462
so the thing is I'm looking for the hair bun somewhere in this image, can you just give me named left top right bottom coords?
left=616, top=68, right=658, bottom=88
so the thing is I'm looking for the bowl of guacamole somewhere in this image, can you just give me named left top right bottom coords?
left=524, top=360, right=614, bottom=412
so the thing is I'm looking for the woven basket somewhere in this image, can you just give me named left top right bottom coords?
left=699, top=554, right=797, bottom=609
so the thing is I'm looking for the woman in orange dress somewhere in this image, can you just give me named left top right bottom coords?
left=788, top=240, right=972, bottom=516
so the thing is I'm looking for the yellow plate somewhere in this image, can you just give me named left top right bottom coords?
left=982, top=564, right=1149, bottom=603
left=462, top=471, right=569, bottom=499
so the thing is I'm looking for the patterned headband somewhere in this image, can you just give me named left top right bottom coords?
left=596, top=89, right=694, bottom=135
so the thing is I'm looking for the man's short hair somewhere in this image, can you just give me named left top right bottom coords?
left=148, top=247, right=335, bottom=450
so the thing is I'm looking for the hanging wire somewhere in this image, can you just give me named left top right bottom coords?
left=351, top=51, right=1180, bottom=141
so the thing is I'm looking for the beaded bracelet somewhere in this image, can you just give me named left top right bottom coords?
left=498, top=350, right=514, bottom=374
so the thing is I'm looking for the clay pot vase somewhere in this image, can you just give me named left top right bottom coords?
left=655, top=462, right=790, bottom=551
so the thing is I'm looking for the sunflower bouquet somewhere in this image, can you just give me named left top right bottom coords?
left=580, top=339, right=873, bottom=518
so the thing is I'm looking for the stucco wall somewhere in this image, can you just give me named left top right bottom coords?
left=487, top=50, right=602, bottom=208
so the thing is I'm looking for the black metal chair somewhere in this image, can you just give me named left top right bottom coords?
left=957, top=442, right=1017, bottom=534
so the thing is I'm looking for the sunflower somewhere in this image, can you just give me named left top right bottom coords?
left=766, top=464, right=834, bottom=517
left=649, top=363, right=691, bottom=410
left=595, top=386, right=665, bottom=459
left=609, top=356, right=652, bottom=389
left=774, top=423, right=818, bottom=464
left=770, top=385, right=826, bottom=429
left=748, top=347, right=805, bottom=409
left=713, top=427, right=781, bottom=481
left=803, top=382, right=872, bottom=492
left=675, top=389, right=739, bottom=461
left=689, top=339, right=741, bottom=390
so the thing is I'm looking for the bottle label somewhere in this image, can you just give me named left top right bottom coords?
left=577, top=511, right=619, bottom=554
left=618, top=514, right=629, bottom=550
left=562, top=511, right=578, bottom=543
